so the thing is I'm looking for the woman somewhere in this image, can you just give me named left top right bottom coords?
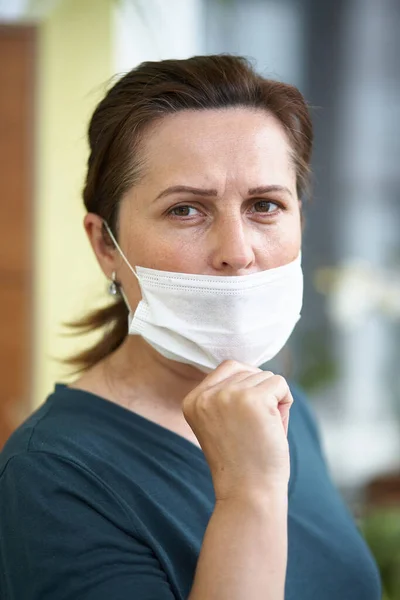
left=0, top=55, right=381, bottom=599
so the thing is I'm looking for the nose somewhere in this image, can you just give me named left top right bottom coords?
left=210, top=215, right=256, bottom=274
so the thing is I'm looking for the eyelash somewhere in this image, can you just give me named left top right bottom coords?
left=167, top=200, right=283, bottom=220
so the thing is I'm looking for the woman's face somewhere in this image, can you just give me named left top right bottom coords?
left=88, top=108, right=302, bottom=310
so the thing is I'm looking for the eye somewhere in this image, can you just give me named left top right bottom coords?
left=168, top=205, right=200, bottom=218
left=251, top=200, right=281, bottom=214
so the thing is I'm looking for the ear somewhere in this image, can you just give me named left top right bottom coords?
left=298, top=200, right=306, bottom=233
left=83, top=213, right=119, bottom=278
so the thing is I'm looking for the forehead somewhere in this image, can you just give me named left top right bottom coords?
left=139, top=108, right=294, bottom=186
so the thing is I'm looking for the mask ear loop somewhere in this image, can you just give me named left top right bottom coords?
left=103, top=220, right=140, bottom=313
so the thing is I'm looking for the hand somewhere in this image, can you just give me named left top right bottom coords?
left=182, top=360, right=293, bottom=501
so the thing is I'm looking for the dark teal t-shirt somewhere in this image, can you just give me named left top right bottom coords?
left=0, top=383, right=381, bottom=599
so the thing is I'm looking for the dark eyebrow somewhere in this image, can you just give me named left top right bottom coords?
left=154, top=184, right=292, bottom=201
left=155, top=185, right=218, bottom=201
left=248, top=185, right=292, bottom=197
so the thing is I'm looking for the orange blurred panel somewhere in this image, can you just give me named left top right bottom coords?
left=0, top=26, right=35, bottom=449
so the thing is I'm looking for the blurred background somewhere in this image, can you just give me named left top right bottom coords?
left=0, top=0, right=399, bottom=595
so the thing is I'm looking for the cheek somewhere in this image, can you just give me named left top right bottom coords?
left=258, top=217, right=302, bottom=269
left=134, top=229, right=204, bottom=272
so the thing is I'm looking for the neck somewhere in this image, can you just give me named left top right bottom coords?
left=102, top=335, right=206, bottom=413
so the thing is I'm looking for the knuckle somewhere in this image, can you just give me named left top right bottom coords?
left=220, top=359, right=240, bottom=370
left=194, top=393, right=209, bottom=413
left=272, top=374, right=289, bottom=391
left=235, top=387, right=255, bottom=405
left=216, top=388, right=234, bottom=405
left=200, top=387, right=214, bottom=403
left=273, top=374, right=287, bottom=385
left=262, top=370, right=275, bottom=377
left=197, top=388, right=220, bottom=413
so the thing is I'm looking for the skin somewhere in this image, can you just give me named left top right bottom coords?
left=73, top=107, right=302, bottom=445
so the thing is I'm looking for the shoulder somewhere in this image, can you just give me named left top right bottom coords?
left=0, top=384, right=109, bottom=479
left=0, top=439, right=139, bottom=552
left=0, top=393, right=54, bottom=476
left=0, top=384, right=151, bottom=517
left=0, top=389, right=112, bottom=498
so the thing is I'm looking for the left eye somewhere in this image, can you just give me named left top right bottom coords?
left=252, top=200, right=279, bottom=214
left=169, top=205, right=199, bottom=217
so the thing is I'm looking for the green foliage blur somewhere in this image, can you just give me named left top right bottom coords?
left=361, top=508, right=400, bottom=600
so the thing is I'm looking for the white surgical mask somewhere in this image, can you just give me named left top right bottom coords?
left=104, top=223, right=303, bottom=373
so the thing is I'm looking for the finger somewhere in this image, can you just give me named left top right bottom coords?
left=238, top=374, right=292, bottom=438
left=215, top=371, right=293, bottom=438
left=198, top=368, right=266, bottom=397
left=182, top=365, right=259, bottom=421
left=255, top=374, right=293, bottom=406
left=194, top=360, right=261, bottom=395
left=277, top=401, right=292, bottom=436
left=256, top=375, right=293, bottom=437
left=224, top=369, right=276, bottom=390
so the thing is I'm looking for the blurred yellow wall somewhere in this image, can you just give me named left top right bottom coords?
left=33, top=0, right=114, bottom=407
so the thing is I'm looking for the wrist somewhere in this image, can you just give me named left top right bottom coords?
left=215, top=482, right=288, bottom=508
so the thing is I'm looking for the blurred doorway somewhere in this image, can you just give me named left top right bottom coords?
left=0, top=25, right=35, bottom=449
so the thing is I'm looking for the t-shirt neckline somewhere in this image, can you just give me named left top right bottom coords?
left=54, top=383, right=206, bottom=458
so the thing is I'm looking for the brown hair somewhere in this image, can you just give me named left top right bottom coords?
left=67, top=54, right=313, bottom=372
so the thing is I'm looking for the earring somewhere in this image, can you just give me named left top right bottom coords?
left=108, top=271, right=119, bottom=296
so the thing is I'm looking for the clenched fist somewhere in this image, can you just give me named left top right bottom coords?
left=182, top=360, right=293, bottom=501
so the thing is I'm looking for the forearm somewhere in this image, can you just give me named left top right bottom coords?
left=188, top=487, right=288, bottom=600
